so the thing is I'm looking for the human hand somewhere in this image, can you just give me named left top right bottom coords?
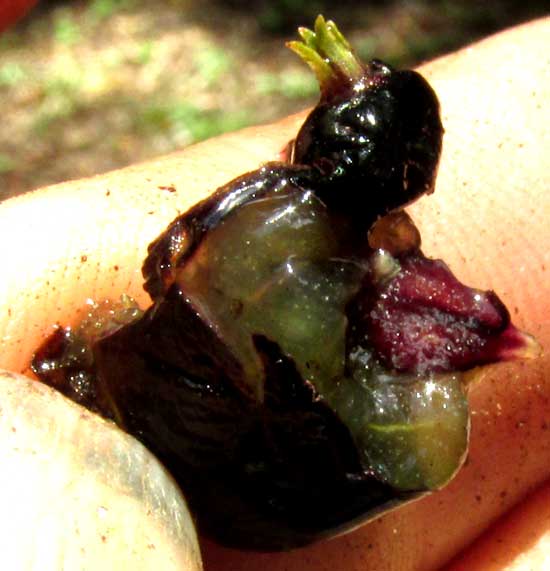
left=0, top=16, right=549, bottom=571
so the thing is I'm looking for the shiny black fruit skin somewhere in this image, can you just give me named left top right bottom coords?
left=291, top=62, right=443, bottom=217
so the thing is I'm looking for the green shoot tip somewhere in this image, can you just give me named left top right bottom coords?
left=287, top=15, right=364, bottom=96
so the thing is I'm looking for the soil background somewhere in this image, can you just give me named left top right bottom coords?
left=0, top=0, right=547, bottom=200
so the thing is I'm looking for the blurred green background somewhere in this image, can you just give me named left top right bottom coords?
left=0, top=0, right=547, bottom=200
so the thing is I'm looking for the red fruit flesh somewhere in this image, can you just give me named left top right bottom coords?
left=358, top=254, right=535, bottom=374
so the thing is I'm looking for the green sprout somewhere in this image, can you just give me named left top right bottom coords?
left=287, top=15, right=364, bottom=96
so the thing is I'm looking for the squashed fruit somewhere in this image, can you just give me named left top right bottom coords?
left=33, top=16, right=537, bottom=551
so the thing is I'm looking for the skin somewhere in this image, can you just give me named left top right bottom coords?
left=0, top=16, right=549, bottom=571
